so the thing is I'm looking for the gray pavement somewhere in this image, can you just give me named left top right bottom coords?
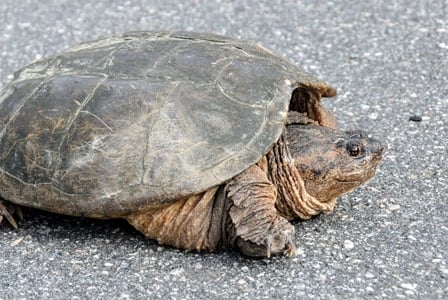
left=0, top=0, right=447, bottom=299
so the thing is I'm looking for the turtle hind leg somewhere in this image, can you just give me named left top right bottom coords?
left=0, top=199, right=23, bottom=229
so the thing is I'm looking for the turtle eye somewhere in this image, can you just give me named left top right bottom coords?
left=347, top=142, right=363, bottom=157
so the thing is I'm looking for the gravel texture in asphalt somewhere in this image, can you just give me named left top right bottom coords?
left=0, top=1, right=447, bottom=299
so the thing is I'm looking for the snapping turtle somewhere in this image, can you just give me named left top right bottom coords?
left=0, top=31, right=382, bottom=257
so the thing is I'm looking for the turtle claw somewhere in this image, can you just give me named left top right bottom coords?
left=265, top=233, right=298, bottom=258
left=285, top=235, right=297, bottom=257
left=0, top=200, right=22, bottom=229
left=266, top=236, right=272, bottom=258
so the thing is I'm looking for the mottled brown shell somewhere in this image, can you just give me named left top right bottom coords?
left=0, top=31, right=335, bottom=217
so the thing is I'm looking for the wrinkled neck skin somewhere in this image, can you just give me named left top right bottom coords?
left=266, top=133, right=334, bottom=221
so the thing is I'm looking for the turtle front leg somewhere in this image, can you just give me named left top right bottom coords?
left=0, top=199, right=23, bottom=229
left=225, top=165, right=297, bottom=258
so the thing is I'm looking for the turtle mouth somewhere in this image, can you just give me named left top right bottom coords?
left=335, top=169, right=373, bottom=183
left=335, top=155, right=382, bottom=183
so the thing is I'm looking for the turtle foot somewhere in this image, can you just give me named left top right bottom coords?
left=235, top=216, right=297, bottom=258
left=0, top=200, right=22, bottom=229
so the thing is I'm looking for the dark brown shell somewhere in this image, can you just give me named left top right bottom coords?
left=0, top=31, right=335, bottom=217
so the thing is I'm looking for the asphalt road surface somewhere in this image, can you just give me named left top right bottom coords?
left=0, top=1, right=447, bottom=299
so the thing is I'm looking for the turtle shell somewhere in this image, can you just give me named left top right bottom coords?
left=0, top=31, right=335, bottom=217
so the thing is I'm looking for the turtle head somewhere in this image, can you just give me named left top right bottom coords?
left=286, top=124, right=383, bottom=208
